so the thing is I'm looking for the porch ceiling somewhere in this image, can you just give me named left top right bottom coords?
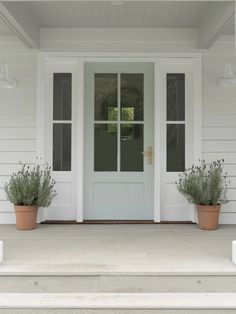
left=3, top=1, right=213, bottom=28
left=0, top=0, right=234, bottom=49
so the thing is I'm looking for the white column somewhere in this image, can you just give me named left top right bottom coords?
left=232, top=241, right=236, bottom=264
left=0, top=241, right=2, bottom=264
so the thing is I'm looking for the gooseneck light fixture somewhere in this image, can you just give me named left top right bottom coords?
left=0, top=63, right=17, bottom=90
left=218, top=1, right=236, bottom=88
left=218, top=62, right=236, bottom=87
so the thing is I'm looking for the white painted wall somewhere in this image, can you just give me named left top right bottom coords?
left=0, top=36, right=37, bottom=223
left=0, top=34, right=235, bottom=224
left=202, top=37, right=236, bottom=224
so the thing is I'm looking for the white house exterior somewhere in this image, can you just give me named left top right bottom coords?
left=0, top=1, right=236, bottom=224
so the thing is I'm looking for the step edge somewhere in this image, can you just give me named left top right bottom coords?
left=0, top=293, right=236, bottom=309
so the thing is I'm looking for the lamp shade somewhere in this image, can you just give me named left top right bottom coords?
left=218, top=0, right=236, bottom=88
left=218, top=62, right=236, bottom=88
left=0, top=63, right=17, bottom=89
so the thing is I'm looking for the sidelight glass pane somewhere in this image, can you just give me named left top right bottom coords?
left=167, top=74, right=185, bottom=121
left=53, top=124, right=71, bottom=171
left=121, top=124, right=143, bottom=172
left=121, top=74, right=144, bottom=121
left=53, top=73, right=72, bottom=120
left=94, top=124, right=117, bottom=171
left=167, top=124, right=185, bottom=172
left=95, top=73, right=118, bottom=121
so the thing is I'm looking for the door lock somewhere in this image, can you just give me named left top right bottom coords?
left=142, top=146, right=153, bottom=165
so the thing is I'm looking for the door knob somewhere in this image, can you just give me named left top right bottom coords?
left=141, top=146, right=153, bottom=165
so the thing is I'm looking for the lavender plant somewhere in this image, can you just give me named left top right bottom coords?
left=5, top=161, right=56, bottom=207
left=176, top=159, right=229, bottom=206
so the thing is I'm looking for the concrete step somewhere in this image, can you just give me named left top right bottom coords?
left=1, top=274, right=236, bottom=293
left=0, top=293, right=236, bottom=312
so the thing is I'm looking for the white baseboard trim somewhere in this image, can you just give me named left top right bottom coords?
left=219, top=213, right=236, bottom=224
left=0, top=213, right=15, bottom=224
left=0, top=212, right=236, bottom=225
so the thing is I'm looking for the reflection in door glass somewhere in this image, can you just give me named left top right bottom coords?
left=121, top=124, right=143, bottom=172
left=94, top=124, right=117, bottom=171
left=167, top=124, right=185, bottom=172
left=53, top=123, right=71, bottom=171
left=95, top=74, right=118, bottom=121
left=53, top=73, right=72, bottom=120
left=121, top=74, right=144, bottom=121
left=167, top=74, right=185, bottom=121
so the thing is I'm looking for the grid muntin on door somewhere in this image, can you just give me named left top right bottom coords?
left=94, top=72, right=144, bottom=172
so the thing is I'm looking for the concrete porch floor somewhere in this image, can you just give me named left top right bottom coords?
left=0, top=224, right=236, bottom=276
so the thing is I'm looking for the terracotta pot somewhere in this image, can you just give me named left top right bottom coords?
left=196, top=205, right=221, bottom=230
left=14, top=206, right=38, bottom=230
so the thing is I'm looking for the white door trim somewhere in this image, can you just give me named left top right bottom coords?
left=159, top=61, right=200, bottom=222
left=76, top=60, right=84, bottom=222
left=154, top=61, right=162, bottom=222
left=37, top=53, right=202, bottom=223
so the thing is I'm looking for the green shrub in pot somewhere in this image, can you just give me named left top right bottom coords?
left=5, top=161, right=56, bottom=230
left=176, top=159, right=229, bottom=230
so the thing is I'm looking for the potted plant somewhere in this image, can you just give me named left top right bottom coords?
left=176, top=159, right=229, bottom=230
left=5, top=162, right=56, bottom=230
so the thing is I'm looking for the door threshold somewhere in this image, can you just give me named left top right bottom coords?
left=42, top=220, right=195, bottom=225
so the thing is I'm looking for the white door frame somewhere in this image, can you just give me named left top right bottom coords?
left=37, top=53, right=202, bottom=223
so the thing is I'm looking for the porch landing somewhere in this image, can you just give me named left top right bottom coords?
left=0, top=224, right=236, bottom=293
left=1, top=224, right=236, bottom=275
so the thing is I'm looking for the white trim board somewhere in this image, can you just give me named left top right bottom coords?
left=37, top=53, right=202, bottom=223
left=38, top=51, right=201, bottom=59
left=2, top=212, right=236, bottom=225
left=40, top=28, right=198, bottom=52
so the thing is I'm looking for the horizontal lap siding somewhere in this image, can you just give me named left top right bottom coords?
left=202, top=40, right=236, bottom=220
left=0, top=38, right=37, bottom=220
left=0, top=36, right=235, bottom=223
left=0, top=139, right=36, bottom=152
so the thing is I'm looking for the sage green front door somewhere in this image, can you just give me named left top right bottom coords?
left=84, top=62, right=154, bottom=220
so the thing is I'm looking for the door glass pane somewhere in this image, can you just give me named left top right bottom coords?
left=167, top=124, right=185, bottom=172
left=95, top=74, right=118, bottom=121
left=53, top=73, right=72, bottom=120
left=167, top=74, right=185, bottom=121
left=121, top=124, right=143, bottom=172
left=94, top=124, right=117, bottom=171
left=121, top=74, right=144, bottom=121
left=53, top=124, right=71, bottom=171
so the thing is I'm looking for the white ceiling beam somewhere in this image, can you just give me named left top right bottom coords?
left=0, top=2, right=39, bottom=48
left=198, top=2, right=235, bottom=49
left=40, top=27, right=198, bottom=52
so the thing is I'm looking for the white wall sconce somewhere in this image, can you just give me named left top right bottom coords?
left=112, top=1, right=123, bottom=5
left=218, top=0, right=236, bottom=88
left=232, top=241, right=236, bottom=265
left=218, top=62, right=236, bottom=87
left=0, top=63, right=17, bottom=90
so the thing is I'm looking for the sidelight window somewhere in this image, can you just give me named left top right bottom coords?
left=166, top=73, right=185, bottom=172
left=53, top=73, right=72, bottom=171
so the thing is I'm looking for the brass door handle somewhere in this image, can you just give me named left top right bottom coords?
left=141, top=146, right=153, bottom=165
